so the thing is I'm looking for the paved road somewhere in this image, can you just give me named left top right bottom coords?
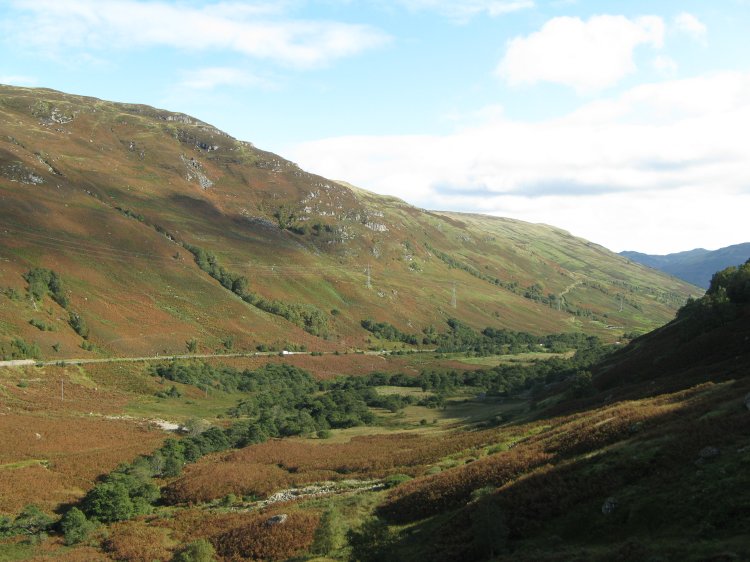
left=0, top=351, right=299, bottom=368
left=0, top=349, right=437, bottom=369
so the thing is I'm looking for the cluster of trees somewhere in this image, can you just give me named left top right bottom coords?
left=361, top=319, right=419, bottom=345
left=154, top=362, right=383, bottom=443
left=184, top=244, right=328, bottom=337
left=56, top=341, right=610, bottom=539
left=324, top=375, right=423, bottom=412
left=24, top=267, right=68, bottom=308
left=24, top=268, right=89, bottom=339
left=29, top=318, right=54, bottom=331
left=0, top=337, right=42, bottom=360
left=677, top=259, right=750, bottom=339
left=706, top=259, right=750, bottom=303
left=362, top=317, right=598, bottom=357
left=329, top=336, right=605, bottom=401
left=154, top=361, right=248, bottom=393
left=439, top=318, right=592, bottom=355
left=78, top=426, right=232, bottom=528
left=0, top=505, right=55, bottom=540
left=226, top=364, right=376, bottom=437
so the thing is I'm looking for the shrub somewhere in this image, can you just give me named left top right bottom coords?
left=29, top=318, right=53, bottom=331
left=12, top=504, right=55, bottom=536
left=172, top=539, right=217, bottom=562
left=8, top=338, right=42, bottom=360
left=68, top=312, right=89, bottom=339
left=24, top=268, right=69, bottom=308
left=60, top=507, right=96, bottom=545
left=383, top=474, right=413, bottom=488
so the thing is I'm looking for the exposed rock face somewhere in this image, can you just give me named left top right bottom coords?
left=601, top=497, right=617, bottom=515
left=265, top=514, right=288, bottom=526
left=180, top=154, right=213, bottom=189
left=699, top=446, right=720, bottom=459
left=365, top=222, right=388, bottom=232
left=0, top=162, right=44, bottom=185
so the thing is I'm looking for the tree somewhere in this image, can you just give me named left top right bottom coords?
left=172, top=539, right=217, bottom=562
left=186, top=338, right=198, bottom=353
left=83, top=482, right=135, bottom=522
left=60, top=507, right=96, bottom=545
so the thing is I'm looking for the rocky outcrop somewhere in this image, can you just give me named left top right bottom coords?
left=181, top=154, right=213, bottom=189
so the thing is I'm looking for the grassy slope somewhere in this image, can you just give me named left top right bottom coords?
left=0, top=85, right=698, bottom=360
left=372, top=304, right=750, bottom=561
left=0, top=311, right=746, bottom=560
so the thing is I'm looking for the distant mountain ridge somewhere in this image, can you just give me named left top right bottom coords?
left=621, top=243, right=750, bottom=289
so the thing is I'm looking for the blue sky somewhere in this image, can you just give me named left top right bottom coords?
left=1, top=0, right=749, bottom=254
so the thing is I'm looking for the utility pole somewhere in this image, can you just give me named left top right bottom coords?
left=619, top=294, right=624, bottom=312
left=365, top=264, right=372, bottom=289
left=60, top=379, right=64, bottom=401
left=451, top=283, right=457, bottom=309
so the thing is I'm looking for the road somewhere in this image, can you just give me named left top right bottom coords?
left=0, top=348, right=436, bottom=369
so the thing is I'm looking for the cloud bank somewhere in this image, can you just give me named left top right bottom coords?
left=5, top=0, right=390, bottom=67
left=289, top=72, right=750, bottom=253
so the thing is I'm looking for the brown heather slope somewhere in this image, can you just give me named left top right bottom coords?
left=0, top=85, right=699, bottom=358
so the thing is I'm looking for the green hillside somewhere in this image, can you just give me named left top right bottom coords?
left=0, top=85, right=699, bottom=359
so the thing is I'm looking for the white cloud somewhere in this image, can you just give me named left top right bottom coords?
left=674, top=12, right=707, bottom=45
left=498, top=15, right=665, bottom=93
left=396, top=0, right=533, bottom=21
left=289, top=72, right=750, bottom=254
left=0, top=75, right=37, bottom=86
left=178, top=67, right=275, bottom=91
left=5, top=0, right=390, bottom=68
left=652, top=55, right=678, bottom=76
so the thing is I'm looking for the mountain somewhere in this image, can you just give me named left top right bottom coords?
left=0, top=85, right=699, bottom=359
left=621, top=242, right=750, bottom=289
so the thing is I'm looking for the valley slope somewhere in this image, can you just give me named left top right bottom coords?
left=0, top=85, right=698, bottom=358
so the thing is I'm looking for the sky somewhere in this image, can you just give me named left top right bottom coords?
left=1, top=0, right=749, bottom=254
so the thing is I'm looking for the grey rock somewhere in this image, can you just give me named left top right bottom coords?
left=699, top=446, right=720, bottom=459
left=265, top=514, right=288, bottom=526
left=601, top=497, right=617, bottom=515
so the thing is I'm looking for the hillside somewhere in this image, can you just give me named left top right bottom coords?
left=0, top=84, right=699, bottom=360
left=621, top=242, right=750, bottom=288
left=0, top=266, right=745, bottom=561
